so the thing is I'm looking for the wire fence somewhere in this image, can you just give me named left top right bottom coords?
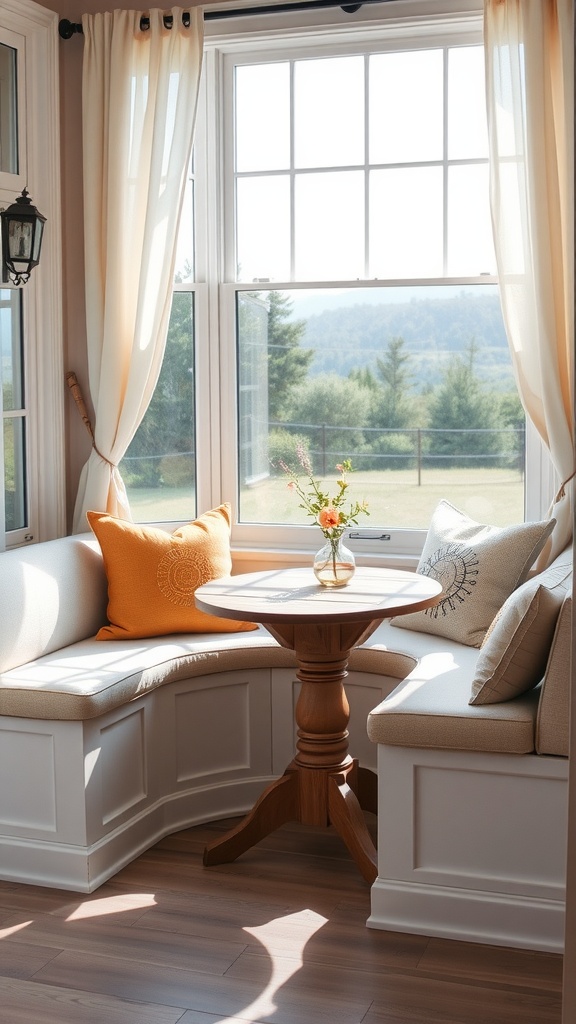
left=268, top=422, right=526, bottom=485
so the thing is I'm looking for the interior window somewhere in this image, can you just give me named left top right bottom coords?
left=0, top=42, right=18, bottom=175
left=0, top=289, right=26, bottom=535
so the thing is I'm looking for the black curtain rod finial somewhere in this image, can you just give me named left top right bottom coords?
left=58, top=18, right=82, bottom=40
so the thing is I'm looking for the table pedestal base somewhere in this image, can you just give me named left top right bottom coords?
left=203, top=759, right=378, bottom=882
left=203, top=617, right=384, bottom=883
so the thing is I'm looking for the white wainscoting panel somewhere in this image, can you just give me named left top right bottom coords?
left=369, top=744, right=569, bottom=951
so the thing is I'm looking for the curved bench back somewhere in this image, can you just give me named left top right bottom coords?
left=0, top=534, right=107, bottom=673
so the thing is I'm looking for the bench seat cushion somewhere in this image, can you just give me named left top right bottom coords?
left=0, top=626, right=295, bottom=720
left=0, top=624, right=424, bottom=723
left=365, top=620, right=540, bottom=754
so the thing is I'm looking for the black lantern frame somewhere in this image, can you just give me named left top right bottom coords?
left=1, top=188, right=46, bottom=286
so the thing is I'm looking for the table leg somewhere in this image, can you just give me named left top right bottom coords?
left=328, top=764, right=378, bottom=883
left=203, top=761, right=377, bottom=881
left=203, top=771, right=298, bottom=866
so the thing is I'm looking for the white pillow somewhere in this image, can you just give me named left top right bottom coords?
left=391, top=500, right=555, bottom=647
left=469, top=558, right=572, bottom=705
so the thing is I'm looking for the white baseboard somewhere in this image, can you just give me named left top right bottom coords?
left=368, top=877, right=565, bottom=953
left=0, top=777, right=272, bottom=893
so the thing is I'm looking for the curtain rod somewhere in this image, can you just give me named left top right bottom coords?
left=58, top=0, right=393, bottom=38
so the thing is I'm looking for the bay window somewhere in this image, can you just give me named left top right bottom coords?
left=124, top=3, right=549, bottom=563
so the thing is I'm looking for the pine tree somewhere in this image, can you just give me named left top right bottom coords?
left=427, top=345, right=502, bottom=467
left=371, top=336, right=413, bottom=430
left=267, top=291, right=313, bottom=421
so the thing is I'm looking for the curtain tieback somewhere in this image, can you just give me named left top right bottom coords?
left=554, top=467, right=576, bottom=503
left=65, top=371, right=117, bottom=469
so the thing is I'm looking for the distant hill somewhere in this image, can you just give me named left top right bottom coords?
left=299, top=292, right=514, bottom=390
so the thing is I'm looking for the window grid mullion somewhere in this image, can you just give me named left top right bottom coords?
left=364, top=52, right=370, bottom=279
left=442, top=45, right=449, bottom=276
left=290, top=58, right=296, bottom=281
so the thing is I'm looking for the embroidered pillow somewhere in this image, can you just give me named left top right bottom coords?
left=469, top=555, right=572, bottom=704
left=391, top=500, right=555, bottom=647
left=87, top=504, right=257, bottom=639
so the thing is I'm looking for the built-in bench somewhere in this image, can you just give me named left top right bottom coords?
left=365, top=603, right=571, bottom=954
left=0, top=534, right=397, bottom=894
left=0, top=531, right=570, bottom=955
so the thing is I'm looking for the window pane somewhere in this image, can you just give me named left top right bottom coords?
left=121, top=292, right=196, bottom=523
left=369, top=50, right=443, bottom=164
left=0, top=289, right=23, bottom=410
left=294, top=56, right=364, bottom=168
left=0, top=43, right=18, bottom=174
left=295, top=171, right=364, bottom=280
left=448, top=163, right=496, bottom=276
left=448, top=45, right=488, bottom=160
left=238, top=292, right=270, bottom=486
left=236, top=175, right=290, bottom=281
left=370, top=167, right=443, bottom=277
left=235, top=62, right=290, bottom=172
left=236, top=286, right=523, bottom=531
left=4, top=416, right=26, bottom=532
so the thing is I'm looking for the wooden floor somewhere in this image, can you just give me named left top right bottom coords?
left=0, top=816, right=563, bottom=1024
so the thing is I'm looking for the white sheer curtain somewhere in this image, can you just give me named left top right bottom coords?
left=484, top=0, right=574, bottom=565
left=72, top=8, right=204, bottom=532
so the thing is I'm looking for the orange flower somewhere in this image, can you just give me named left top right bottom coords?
left=317, top=507, right=341, bottom=530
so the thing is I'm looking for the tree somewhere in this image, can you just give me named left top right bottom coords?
left=498, top=391, right=526, bottom=470
left=499, top=390, right=525, bottom=431
left=267, top=291, right=313, bottom=421
left=426, top=348, right=503, bottom=467
left=371, top=336, right=414, bottom=430
left=122, top=292, right=195, bottom=487
left=348, top=366, right=378, bottom=391
left=286, top=373, right=369, bottom=471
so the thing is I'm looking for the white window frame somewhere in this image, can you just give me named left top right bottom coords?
left=0, top=0, right=63, bottom=549
left=191, top=1, right=554, bottom=565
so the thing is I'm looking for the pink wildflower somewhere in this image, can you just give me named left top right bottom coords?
left=296, top=442, right=313, bottom=475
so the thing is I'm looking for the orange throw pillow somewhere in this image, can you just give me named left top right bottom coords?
left=87, top=504, right=257, bottom=640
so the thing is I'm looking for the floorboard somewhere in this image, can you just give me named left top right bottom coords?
left=0, top=818, right=563, bottom=1024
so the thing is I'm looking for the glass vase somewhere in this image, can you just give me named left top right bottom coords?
left=313, top=535, right=355, bottom=588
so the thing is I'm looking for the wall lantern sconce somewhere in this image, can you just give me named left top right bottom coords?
left=1, top=188, right=46, bottom=286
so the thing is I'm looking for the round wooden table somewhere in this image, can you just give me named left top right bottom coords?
left=195, top=565, right=442, bottom=882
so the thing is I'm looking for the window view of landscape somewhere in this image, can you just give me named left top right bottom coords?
left=120, top=292, right=196, bottom=522
left=235, top=43, right=524, bottom=533
left=238, top=286, right=524, bottom=530
left=1, top=290, right=26, bottom=533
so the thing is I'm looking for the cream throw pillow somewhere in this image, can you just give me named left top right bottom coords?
left=469, top=557, right=572, bottom=705
left=391, top=501, right=555, bottom=647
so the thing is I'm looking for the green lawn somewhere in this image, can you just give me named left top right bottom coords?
left=127, top=466, right=524, bottom=529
